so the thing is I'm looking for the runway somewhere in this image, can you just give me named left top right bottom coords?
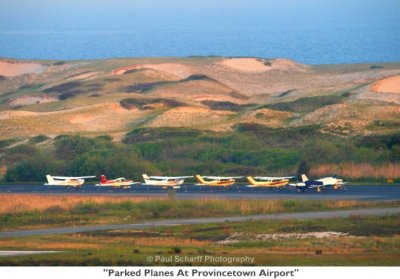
left=1, top=207, right=399, bottom=238
left=0, top=184, right=400, bottom=201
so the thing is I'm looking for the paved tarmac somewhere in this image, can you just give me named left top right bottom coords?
left=0, top=207, right=399, bottom=238
left=0, top=251, right=60, bottom=257
left=0, top=184, right=400, bottom=201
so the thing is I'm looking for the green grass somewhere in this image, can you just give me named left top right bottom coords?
left=0, top=138, right=22, bottom=149
left=1, top=215, right=399, bottom=266
left=260, top=95, right=344, bottom=113
left=1, top=197, right=400, bottom=231
left=120, top=98, right=185, bottom=110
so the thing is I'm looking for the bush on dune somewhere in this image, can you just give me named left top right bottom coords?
left=3, top=126, right=400, bottom=182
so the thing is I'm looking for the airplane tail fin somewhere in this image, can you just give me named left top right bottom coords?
left=142, top=174, right=149, bottom=180
left=247, top=176, right=257, bottom=185
left=100, top=175, right=107, bottom=184
left=195, top=175, right=206, bottom=184
left=46, top=175, right=54, bottom=184
left=301, top=174, right=309, bottom=182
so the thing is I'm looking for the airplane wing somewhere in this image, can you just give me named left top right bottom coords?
left=255, top=176, right=294, bottom=180
left=307, top=185, right=324, bottom=188
left=203, top=176, right=242, bottom=179
left=51, top=176, right=96, bottom=179
left=306, top=180, right=325, bottom=188
left=148, top=176, right=192, bottom=179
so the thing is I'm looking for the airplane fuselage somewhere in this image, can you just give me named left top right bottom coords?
left=44, top=178, right=85, bottom=187
left=246, top=176, right=289, bottom=188
left=143, top=178, right=184, bottom=188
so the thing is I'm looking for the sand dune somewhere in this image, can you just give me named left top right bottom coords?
left=238, top=108, right=293, bottom=127
left=113, top=63, right=192, bottom=79
left=147, top=106, right=233, bottom=129
left=217, top=58, right=307, bottom=73
left=1, top=57, right=400, bottom=139
left=70, top=72, right=102, bottom=80
left=293, top=103, right=400, bottom=135
left=145, top=78, right=246, bottom=104
left=372, top=75, right=400, bottom=94
left=0, top=60, right=46, bottom=77
left=0, top=103, right=146, bottom=139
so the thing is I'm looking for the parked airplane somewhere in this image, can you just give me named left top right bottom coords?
left=44, top=175, right=95, bottom=188
left=95, top=175, right=137, bottom=189
left=195, top=175, right=242, bottom=187
left=291, top=174, right=345, bottom=192
left=142, top=174, right=192, bottom=189
left=246, top=176, right=294, bottom=189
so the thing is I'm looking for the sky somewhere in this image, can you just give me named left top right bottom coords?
left=1, top=0, right=399, bottom=31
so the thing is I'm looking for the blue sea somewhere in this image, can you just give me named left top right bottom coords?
left=0, top=0, right=399, bottom=64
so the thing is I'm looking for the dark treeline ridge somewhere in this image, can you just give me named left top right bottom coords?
left=2, top=124, right=400, bottom=182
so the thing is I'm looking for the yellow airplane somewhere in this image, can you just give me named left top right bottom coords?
left=246, top=176, right=294, bottom=189
left=195, top=175, right=242, bottom=187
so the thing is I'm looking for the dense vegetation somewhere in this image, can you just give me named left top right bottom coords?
left=2, top=124, right=400, bottom=182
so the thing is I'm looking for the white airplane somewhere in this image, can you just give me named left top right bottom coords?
left=142, top=174, right=192, bottom=189
left=45, top=175, right=95, bottom=188
left=195, top=175, right=242, bottom=187
left=290, top=174, right=346, bottom=192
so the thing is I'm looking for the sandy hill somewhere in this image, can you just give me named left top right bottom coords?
left=1, top=57, right=400, bottom=141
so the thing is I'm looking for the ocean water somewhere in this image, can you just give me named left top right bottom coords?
left=0, top=0, right=399, bottom=64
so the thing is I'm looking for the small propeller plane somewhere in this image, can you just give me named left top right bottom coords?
left=95, top=175, right=137, bottom=189
left=246, top=176, right=294, bottom=189
left=142, top=174, right=192, bottom=189
left=195, top=175, right=242, bottom=188
left=44, top=175, right=95, bottom=188
left=291, top=174, right=346, bottom=192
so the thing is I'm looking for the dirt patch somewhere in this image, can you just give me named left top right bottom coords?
left=217, top=58, right=307, bottom=73
left=9, top=95, right=58, bottom=106
left=0, top=61, right=46, bottom=77
left=372, top=75, right=400, bottom=94
left=219, top=231, right=350, bottom=244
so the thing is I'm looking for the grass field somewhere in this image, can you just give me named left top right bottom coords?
left=1, top=194, right=399, bottom=266
left=0, top=215, right=399, bottom=266
left=1, top=194, right=400, bottom=231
